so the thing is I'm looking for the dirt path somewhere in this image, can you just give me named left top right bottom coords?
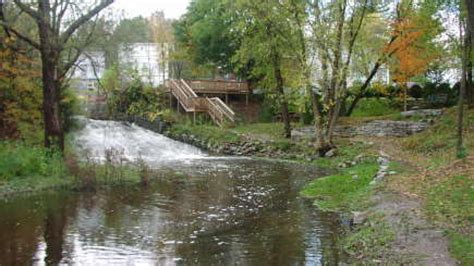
left=371, top=191, right=456, bottom=265
left=360, top=137, right=457, bottom=265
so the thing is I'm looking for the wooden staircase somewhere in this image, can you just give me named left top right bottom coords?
left=168, top=79, right=236, bottom=126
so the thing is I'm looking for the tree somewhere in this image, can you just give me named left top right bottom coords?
left=174, top=0, right=239, bottom=75
left=389, top=1, right=441, bottom=111
left=464, top=0, right=474, bottom=106
left=292, top=0, right=370, bottom=154
left=232, top=0, right=296, bottom=138
left=0, top=0, right=114, bottom=151
left=457, top=0, right=473, bottom=156
left=150, top=11, right=174, bottom=83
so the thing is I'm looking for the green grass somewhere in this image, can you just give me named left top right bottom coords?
left=343, top=214, right=395, bottom=260
left=351, top=98, right=399, bottom=118
left=0, top=141, right=67, bottom=181
left=301, top=161, right=379, bottom=211
left=403, top=108, right=474, bottom=157
left=426, top=175, right=474, bottom=232
left=421, top=152, right=474, bottom=265
left=448, top=232, right=474, bottom=265
left=0, top=141, right=71, bottom=196
left=312, top=141, right=375, bottom=168
left=232, top=122, right=291, bottom=140
left=168, top=120, right=317, bottom=158
left=0, top=141, right=150, bottom=197
left=168, top=123, right=241, bottom=144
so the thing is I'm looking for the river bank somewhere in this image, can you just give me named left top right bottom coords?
left=1, top=112, right=472, bottom=264
left=0, top=119, right=348, bottom=265
left=0, top=141, right=147, bottom=198
left=165, top=108, right=473, bottom=265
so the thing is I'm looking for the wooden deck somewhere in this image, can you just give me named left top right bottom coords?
left=167, top=79, right=239, bottom=126
left=188, top=80, right=250, bottom=94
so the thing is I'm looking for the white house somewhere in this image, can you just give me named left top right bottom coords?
left=118, top=43, right=169, bottom=86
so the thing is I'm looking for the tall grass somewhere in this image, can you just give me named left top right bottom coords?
left=0, top=142, right=67, bottom=181
left=0, top=141, right=150, bottom=196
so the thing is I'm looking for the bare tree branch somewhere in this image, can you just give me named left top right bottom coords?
left=56, top=0, right=70, bottom=34
left=12, top=0, right=43, bottom=22
left=0, top=21, right=41, bottom=49
left=59, top=17, right=99, bottom=79
left=60, top=0, right=113, bottom=43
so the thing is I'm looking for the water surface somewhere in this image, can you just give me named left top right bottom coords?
left=0, top=120, right=345, bottom=265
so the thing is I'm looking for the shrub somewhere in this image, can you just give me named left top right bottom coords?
left=0, top=142, right=67, bottom=181
left=351, top=98, right=399, bottom=117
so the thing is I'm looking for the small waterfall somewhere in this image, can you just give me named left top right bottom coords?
left=74, top=118, right=207, bottom=165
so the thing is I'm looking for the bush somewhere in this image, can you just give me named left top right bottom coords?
left=105, top=68, right=167, bottom=120
left=0, top=142, right=67, bottom=181
left=422, top=82, right=457, bottom=107
left=258, top=99, right=276, bottom=123
left=61, top=86, right=81, bottom=132
left=351, top=98, right=399, bottom=117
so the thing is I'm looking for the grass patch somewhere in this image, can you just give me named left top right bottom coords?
left=312, top=141, right=375, bottom=168
left=301, top=161, right=379, bottom=212
left=0, top=141, right=150, bottom=197
left=426, top=175, right=474, bottom=232
left=232, top=122, right=293, bottom=141
left=0, top=141, right=67, bottom=181
left=351, top=98, right=399, bottom=118
left=0, top=141, right=71, bottom=196
left=447, top=232, right=474, bottom=265
left=402, top=108, right=474, bottom=162
left=343, top=214, right=395, bottom=261
left=168, top=119, right=317, bottom=158
left=168, top=123, right=241, bottom=145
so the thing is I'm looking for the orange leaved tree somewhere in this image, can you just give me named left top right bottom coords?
left=389, top=3, right=441, bottom=111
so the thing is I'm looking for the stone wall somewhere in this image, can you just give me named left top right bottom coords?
left=335, top=120, right=430, bottom=137
left=292, top=120, right=431, bottom=141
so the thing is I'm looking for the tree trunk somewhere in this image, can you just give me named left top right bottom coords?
left=38, top=14, right=63, bottom=151
left=466, top=0, right=474, bottom=107
left=468, top=60, right=473, bottom=107
left=457, top=4, right=469, bottom=156
left=41, top=52, right=64, bottom=151
left=346, top=60, right=382, bottom=116
left=273, top=58, right=291, bottom=138
left=403, top=84, right=408, bottom=111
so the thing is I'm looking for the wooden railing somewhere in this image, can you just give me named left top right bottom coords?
left=188, top=79, right=249, bottom=94
left=168, top=79, right=236, bottom=126
left=169, top=79, right=207, bottom=112
left=205, top=97, right=236, bottom=126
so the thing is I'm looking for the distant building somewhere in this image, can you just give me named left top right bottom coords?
left=70, top=43, right=170, bottom=93
left=118, top=43, right=169, bottom=86
left=70, top=51, right=106, bottom=93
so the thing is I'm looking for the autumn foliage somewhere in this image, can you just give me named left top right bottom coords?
left=0, top=36, right=42, bottom=141
left=386, top=5, right=441, bottom=109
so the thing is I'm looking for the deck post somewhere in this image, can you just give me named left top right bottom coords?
left=246, top=94, right=249, bottom=106
left=169, top=93, right=172, bottom=109
left=225, top=93, right=229, bottom=104
left=193, top=112, right=196, bottom=124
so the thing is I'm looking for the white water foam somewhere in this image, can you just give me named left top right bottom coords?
left=74, top=118, right=207, bottom=165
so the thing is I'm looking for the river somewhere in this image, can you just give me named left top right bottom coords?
left=0, top=119, right=346, bottom=265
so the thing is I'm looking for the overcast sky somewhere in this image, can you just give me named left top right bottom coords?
left=113, top=0, right=190, bottom=20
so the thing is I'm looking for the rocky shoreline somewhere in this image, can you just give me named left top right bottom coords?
left=164, top=130, right=318, bottom=161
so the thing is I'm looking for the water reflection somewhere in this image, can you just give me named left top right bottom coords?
left=0, top=159, right=346, bottom=265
